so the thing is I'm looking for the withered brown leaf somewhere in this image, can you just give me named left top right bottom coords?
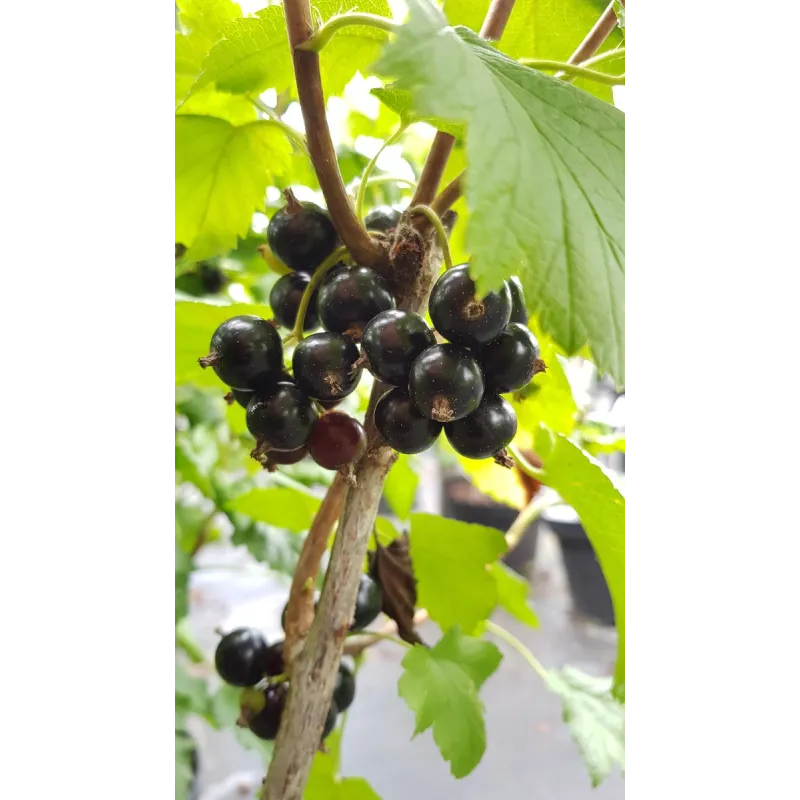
left=368, top=531, right=425, bottom=646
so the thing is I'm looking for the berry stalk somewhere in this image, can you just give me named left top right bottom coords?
left=286, top=245, right=349, bottom=343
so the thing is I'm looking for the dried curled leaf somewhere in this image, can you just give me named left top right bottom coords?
left=368, top=531, right=424, bottom=646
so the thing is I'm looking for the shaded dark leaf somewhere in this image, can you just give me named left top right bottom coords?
left=368, top=531, right=423, bottom=646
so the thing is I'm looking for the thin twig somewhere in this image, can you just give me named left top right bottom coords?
left=282, top=473, right=348, bottom=667
left=565, top=0, right=623, bottom=68
left=343, top=609, right=429, bottom=656
left=430, top=172, right=463, bottom=218
left=282, top=0, right=382, bottom=266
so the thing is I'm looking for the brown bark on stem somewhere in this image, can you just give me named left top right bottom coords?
left=282, top=0, right=382, bottom=267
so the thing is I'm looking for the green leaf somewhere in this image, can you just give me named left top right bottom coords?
left=177, top=86, right=258, bottom=125
left=175, top=427, right=219, bottom=496
left=371, top=516, right=400, bottom=549
left=546, top=667, right=625, bottom=786
left=375, top=0, right=625, bottom=386
left=613, top=0, right=625, bottom=30
left=211, top=684, right=275, bottom=760
left=489, top=562, right=539, bottom=627
left=315, top=1, right=394, bottom=97
left=371, top=87, right=465, bottom=139
left=176, top=542, right=191, bottom=623
left=176, top=500, right=211, bottom=553
left=178, top=0, right=242, bottom=47
left=175, top=300, right=267, bottom=387
left=535, top=428, right=625, bottom=697
left=175, top=115, right=291, bottom=261
left=175, top=730, right=197, bottom=800
left=176, top=663, right=213, bottom=717
left=383, top=453, right=418, bottom=519
left=188, top=8, right=293, bottom=99
left=409, top=513, right=507, bottom=633
left=511, top=318, right=578, bottom=441
left=227, top=487, right=322, bottom=532
left=398, top=627, right=502, bottom=778
left=305, top=727, right=382, bottom=799
left=442, top=0, right=624, bottom=102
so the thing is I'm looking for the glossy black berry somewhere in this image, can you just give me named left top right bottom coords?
left=246, top=382, right=317, bottom=451
left=408, top=344, right=485, bottom=423
left=479, top=323, right=541, bottom=394
left=292, top=332, right=363, bottom=401
left=445, top=394, right=518, bottom=459
left=262, top=640, right=286, bottom=677
left=508, top=277, right=529, bottom=325
left=267, top=190, right=337, bottom=273
left=214, top=628, right=270, bottom=687
left=317, top=266, right=396, bottom=337
left=364, top=206, right=401, bottom=233
left=429, top=264, right=512, bottom=346
left=361, top=310, right=436, bottom=386
left=199, top=316, right=283, bottom=390
left=333, top=663, right=356, bottom=713
left=269, top=272, right=320, bottom=331
left=374, top=387, right=442, bottom=454
left=247, top=682, right=288, bottom=740
left=322, top=702, right=339, bottom=739
left=264, top=446, right=308, bottom=471
left=308, top=412, right=367, bottom=470
left=226, top=388, right=255, bottom=409
left=351, top=573, right=383, bottom=631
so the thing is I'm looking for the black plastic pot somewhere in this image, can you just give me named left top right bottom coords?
left=441, top=475, right=539, bottom=576
left=542, top=506, right=615, bottom=626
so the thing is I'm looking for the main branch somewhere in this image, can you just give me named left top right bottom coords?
left=283, top=0, right=382, bottom=266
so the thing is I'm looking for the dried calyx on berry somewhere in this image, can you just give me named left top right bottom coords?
left=292, top=332, right=363, bottom=401
left=408, top=343, right=485, bottom=423
left=429, top=264, right=512, bottom=347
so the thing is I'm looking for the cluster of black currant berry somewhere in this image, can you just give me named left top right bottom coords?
left=368, top=266, right=544, bottom=465
left=198, top=188, right=542, bottom=472
left=213, top=573, right=382, bottom=741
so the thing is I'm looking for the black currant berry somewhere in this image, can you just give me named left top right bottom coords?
left=508, top=277, right=529, bottom=325
left=308, top=412, right=367, bottom=470
left=351, top=573, right=383, bottom=631
left=333, top=663, right=356, bottom=713
left=429, top=264, right=512, bottom=346
left=264, top=446, right=308, bottom=472
left=292, top=332, right=363, bottom=401
left=269, top=272, right=320, bottom=332
left=361, top=310, right=436, bottom=386
left=322, top=702, right=339, bottom=740
left=317, top=266, right=396, bottom=337
left=408, top=344, right=485, bottom=423
left=479, top=323, right=541, bottom=394
left=262, top=640, right=286, bottom=677
left=247, top=682, right=288, bottom=740
left=198, top=262, right=227, bottom=294
left=214, top=628, right=270, bottom=687
left=224, top=388, right=255, bottom=408
left=199, top=316, right=283, bottom=390
left=246, top=382, right=317, bottom=451
left=364, top=206, right=401, bottom=233
left=445, top=394, right=518, bottom=459
left=374, top=387, right=442, bottom=454
left=267, top=190, right=338, bottom=273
